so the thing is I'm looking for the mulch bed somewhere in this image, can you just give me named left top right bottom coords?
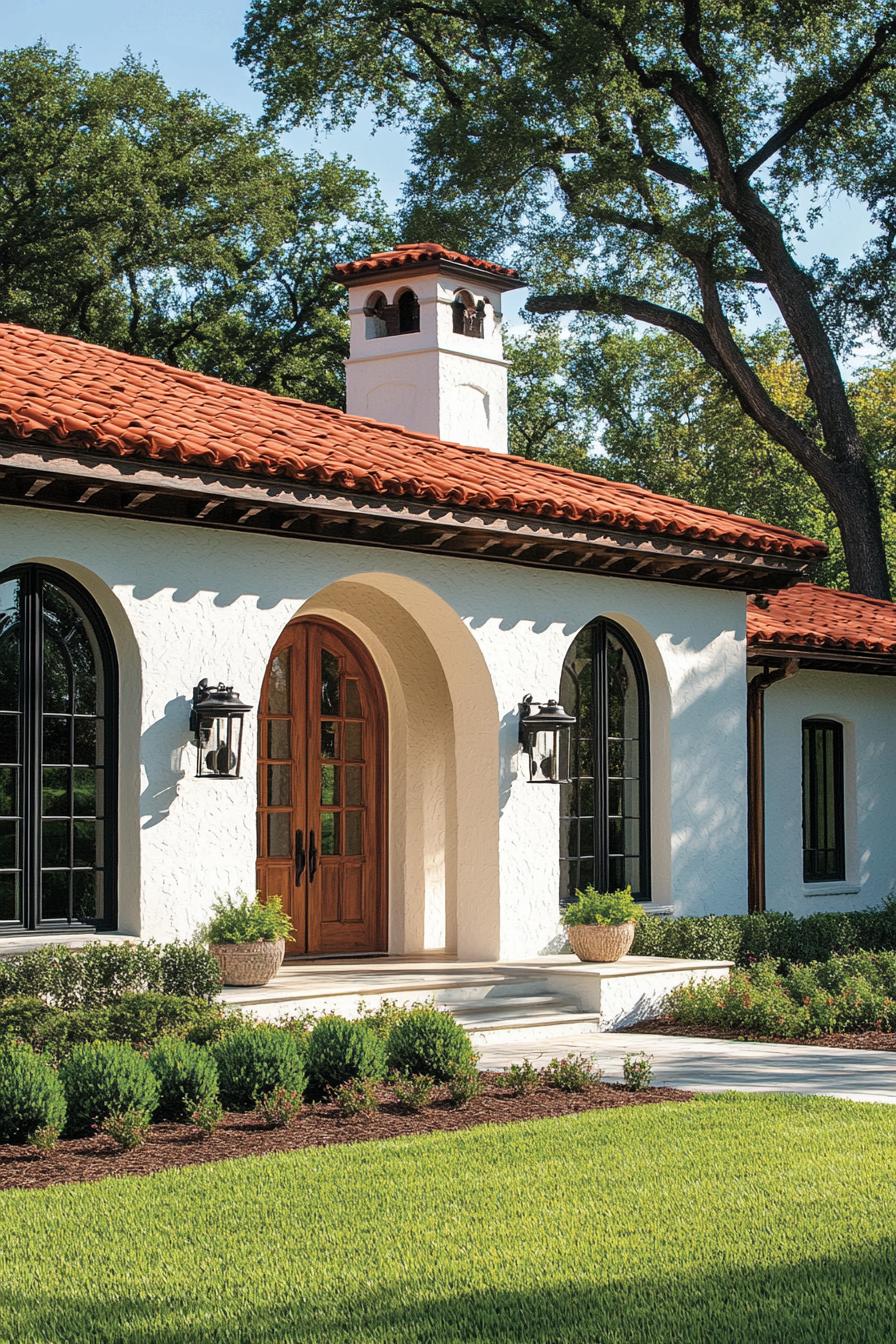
left=623, top=1019, right=896, bottom=1052
left=0, top=1073, right=692, bottom=1192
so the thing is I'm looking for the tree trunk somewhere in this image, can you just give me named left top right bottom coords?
left=822, top=455, right=891, bottom=599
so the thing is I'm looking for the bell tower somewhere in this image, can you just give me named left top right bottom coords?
left=334, top=243, right=526, bottom=453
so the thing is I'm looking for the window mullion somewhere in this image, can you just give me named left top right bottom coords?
left=22, top=571, right=40, bottom=929
left=594, top=621, right=608, bottom=893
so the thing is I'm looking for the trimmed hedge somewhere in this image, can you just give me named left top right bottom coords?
left=0, top=993, right=239, bottom=1062
left=213, top=1027, right=306, bottom=1110
left=148, top=1038, right=219, bottom=1121
left=632, top=900, right=896, bottom=967
left=0, top=940, right=220, bottom=1007
left=60, top=1042, right=161, bottom=1137
left=665, top=951, right=896, bottom=1038
left=0, top=1042, right=67, bottom=1143
left=305, top=1016, right=386, bottom=1100
left=386, top=1007, right=475, bottom=1081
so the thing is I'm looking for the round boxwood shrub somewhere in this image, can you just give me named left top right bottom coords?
left=386, top=1007, right=475, bottom=1081
left=59, top=1042, right=161, bottom=1137
left=305, top=1016, right=386, bottom=1100
left=148, top=1037, right=219, bottom=1121
left=106, top=993, right=222, bottom=1049
left=0, top=1042, right=67, bottom=1143
left=212, top=1027, right=306, bottom=1111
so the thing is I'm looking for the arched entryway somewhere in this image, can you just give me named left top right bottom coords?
left=257, top=617, right=387, bottom=956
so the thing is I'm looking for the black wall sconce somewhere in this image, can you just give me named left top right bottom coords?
left=190, top=680, right=252, bottom=778
left=518, top=695, right=576, bottom=784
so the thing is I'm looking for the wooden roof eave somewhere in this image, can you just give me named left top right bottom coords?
left=0, top=439, right=814, bottom=594
left=748, top=640, right=896, bottom=676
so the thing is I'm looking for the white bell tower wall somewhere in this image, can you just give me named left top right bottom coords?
left=341, top=255, right=524, bottom=453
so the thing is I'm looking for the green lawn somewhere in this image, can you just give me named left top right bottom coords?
left=0, top=1093, right=894, bottom=1343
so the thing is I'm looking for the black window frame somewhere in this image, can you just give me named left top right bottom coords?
left=560, top=618, right=651, bottom=904
left=0, top=564, right=118, bottom=932
left=801, top=718, right=846, bottom=884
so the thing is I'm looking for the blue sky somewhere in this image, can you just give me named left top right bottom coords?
left=7, top=1, right=877, bottom=337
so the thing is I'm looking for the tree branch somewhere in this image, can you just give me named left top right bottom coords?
left=681, top=0, right=718, bottom=87
left=737, top=17, right=896, bottom=180
left=526, top=289, right=727, bottom=373
left=691, top=259, right=830, bottom=478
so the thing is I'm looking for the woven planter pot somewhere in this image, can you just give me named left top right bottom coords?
left=209, top=938, right=285, bottom=987
left=567, top=922, right=636, bottom=964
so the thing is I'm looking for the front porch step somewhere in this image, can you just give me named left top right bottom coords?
left=448, top=993, right=583, bottom=1027
left=218, top=953, right=732, bottom=1033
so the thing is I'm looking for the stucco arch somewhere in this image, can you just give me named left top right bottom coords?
left=267, top=572, right=501, bottom=959
left=2, top=555, right=143, bottom=934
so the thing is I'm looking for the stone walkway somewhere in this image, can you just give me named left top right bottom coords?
left=477, top=1030, right=896, bottom=1104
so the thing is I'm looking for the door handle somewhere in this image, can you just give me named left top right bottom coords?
left=308, top=828, right=319, bottom=883
left=294, top=829, right=306, bottom=885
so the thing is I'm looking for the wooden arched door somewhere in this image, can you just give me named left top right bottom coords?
left=257, top=619, right=387, bottom=956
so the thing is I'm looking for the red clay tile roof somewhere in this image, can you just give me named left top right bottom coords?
left=333, top=242, right=523, bottom=283
left=0, top=322, right=825, bottom=561
left=749, top=583, right=896, bottom=657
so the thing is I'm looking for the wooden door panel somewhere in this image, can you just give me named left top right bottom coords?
left=340, top=866, right=364, bottom=923
left=256, top=618, right=386, bottom=957
left=256, top=626, right=307, bottom=955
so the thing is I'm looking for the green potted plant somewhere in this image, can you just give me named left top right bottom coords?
left=205, top=891, right=293, bottom=986
left=561, top=886, right=643, bottom=963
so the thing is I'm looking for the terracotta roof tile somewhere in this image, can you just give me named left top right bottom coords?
left=333, top=242, right=523, bottom=282
left=0, top=322, right=825, bottom=561
left=748, top=583, right=896, bottom=656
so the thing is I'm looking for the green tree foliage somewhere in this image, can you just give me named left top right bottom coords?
left=239, top=2, right=896, bottom=595
left=0, top=43, right=391, bottom=402
left=505, top=330, right=598, bottom=468
left=515, top=323, right=896, bottom=590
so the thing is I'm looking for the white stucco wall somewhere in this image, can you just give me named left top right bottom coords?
left=0, top=503, right=750, bottom=958
left=762, top=668, right=896, bottom=915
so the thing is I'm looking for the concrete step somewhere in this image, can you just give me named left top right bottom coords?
left=222, top=973, right=552, bottom=1013
left=448, top=994, right=583, bottom=1025
left=446, top=990, right=605, bottom=1046
left=464, top=1012, right=605, bottom=1048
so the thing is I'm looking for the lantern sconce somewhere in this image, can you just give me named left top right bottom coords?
left=518, top=695, right=576, bottom=784
left=189, top=679, right=252, bottom=779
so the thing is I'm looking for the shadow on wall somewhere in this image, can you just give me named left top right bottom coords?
left=498, top=704, right=524, bottom=818
left=140, top=695, right=191, bottom=829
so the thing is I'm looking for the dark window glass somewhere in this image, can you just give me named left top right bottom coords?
left=397, top=289, right=420, bottom=334
left=0, top=567, right=116, bottom=931
left=559, top=620, right=650, bottom=905
left=802, top=720, right=845, bottom=882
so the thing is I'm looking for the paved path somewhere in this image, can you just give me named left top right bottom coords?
left=477, top=1030, right=896, bottom=1104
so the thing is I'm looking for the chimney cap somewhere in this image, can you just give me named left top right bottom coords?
left=333, top=242, right=526, bottom=290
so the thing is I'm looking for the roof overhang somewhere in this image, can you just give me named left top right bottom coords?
left=0, top=440, right=814, bottom=594
left=336, top=259, right=527, bottom=293
left=748, top=642, right=896, bottom=676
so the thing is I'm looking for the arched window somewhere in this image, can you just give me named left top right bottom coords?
left=397, top=289, right=420, bottom=334
left=802, top=719, right=845, bottom=882
left=0, top=567, right=117, bottom=930
left=559, top=619, right=650, bottom=904
left=451, top=290, right=485, bottom=338
left=364, top=292, right=389, bottom=339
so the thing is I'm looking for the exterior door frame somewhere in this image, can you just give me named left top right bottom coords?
left=257, top=615, right=388, bottom=956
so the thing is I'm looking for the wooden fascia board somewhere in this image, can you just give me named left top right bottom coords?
left=0, top=441, right=812, bottom=590
left=748, top=642, right=896, bottom=675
